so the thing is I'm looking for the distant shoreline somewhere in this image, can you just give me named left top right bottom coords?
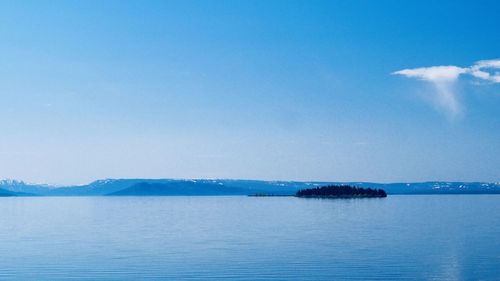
left=0, top=179, right=499, bottom=197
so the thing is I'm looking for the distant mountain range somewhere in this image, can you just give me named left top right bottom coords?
left=0, top=179, right=499, bottom=197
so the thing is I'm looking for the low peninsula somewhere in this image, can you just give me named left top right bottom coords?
left=296, top=185, right=387, bottom=198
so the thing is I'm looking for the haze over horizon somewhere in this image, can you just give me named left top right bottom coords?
left=1, top=1, right=499, bottom=185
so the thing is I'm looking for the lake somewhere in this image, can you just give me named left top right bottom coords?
left=0, top=195, right=499, bottom=280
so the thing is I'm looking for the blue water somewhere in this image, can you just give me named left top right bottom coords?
left=0, top=195, right=499, bottom=280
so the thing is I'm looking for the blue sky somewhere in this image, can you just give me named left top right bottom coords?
left=0, top=0, right=499, bottom=184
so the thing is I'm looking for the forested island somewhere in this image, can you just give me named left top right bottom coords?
left=296, top=185, right=387, bottom=198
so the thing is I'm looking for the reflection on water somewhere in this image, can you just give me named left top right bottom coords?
left=0, top=195, right=499, bottom=280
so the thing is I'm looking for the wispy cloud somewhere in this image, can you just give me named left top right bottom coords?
left=469, top=59, right=500, bottom=83
left=393, top=59, right=500, bottom=118
left=393, top=66, right=468, bottom=83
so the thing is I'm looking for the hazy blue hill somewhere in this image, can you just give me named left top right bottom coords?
left=46, top=179, right=253, bottom=196
left=341, top=182, right=500, bottom=194
left=108, top=181, right=255, bottom=196
left=0, top=187, right=33, bottom=197
left=45, top=179, right=152, bottom=196
left=0, top=188, right=17, bottom=197
left=0, top=179, right=52, bottom=194
left=215, top=180, right=326, bottom=195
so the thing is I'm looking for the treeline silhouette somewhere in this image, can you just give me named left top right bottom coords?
left=296, top=185, right=387, bottom=198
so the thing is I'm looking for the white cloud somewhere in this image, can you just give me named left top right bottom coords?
left=469, top=59, right=500, bottom=83
left=393, top=59, right=500, bottom=118
left=393, top=66, right=468, bottom=83
left=474, top=59, right=500, bottom=68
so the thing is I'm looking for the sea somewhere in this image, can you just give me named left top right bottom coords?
left=0, top=195, right=499, bottom=280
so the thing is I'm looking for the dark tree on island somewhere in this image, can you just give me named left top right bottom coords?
left=296, top=185, right=387, bottom=198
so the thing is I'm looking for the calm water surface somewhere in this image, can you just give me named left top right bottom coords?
left=0, top=195, right=499, bottom=280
